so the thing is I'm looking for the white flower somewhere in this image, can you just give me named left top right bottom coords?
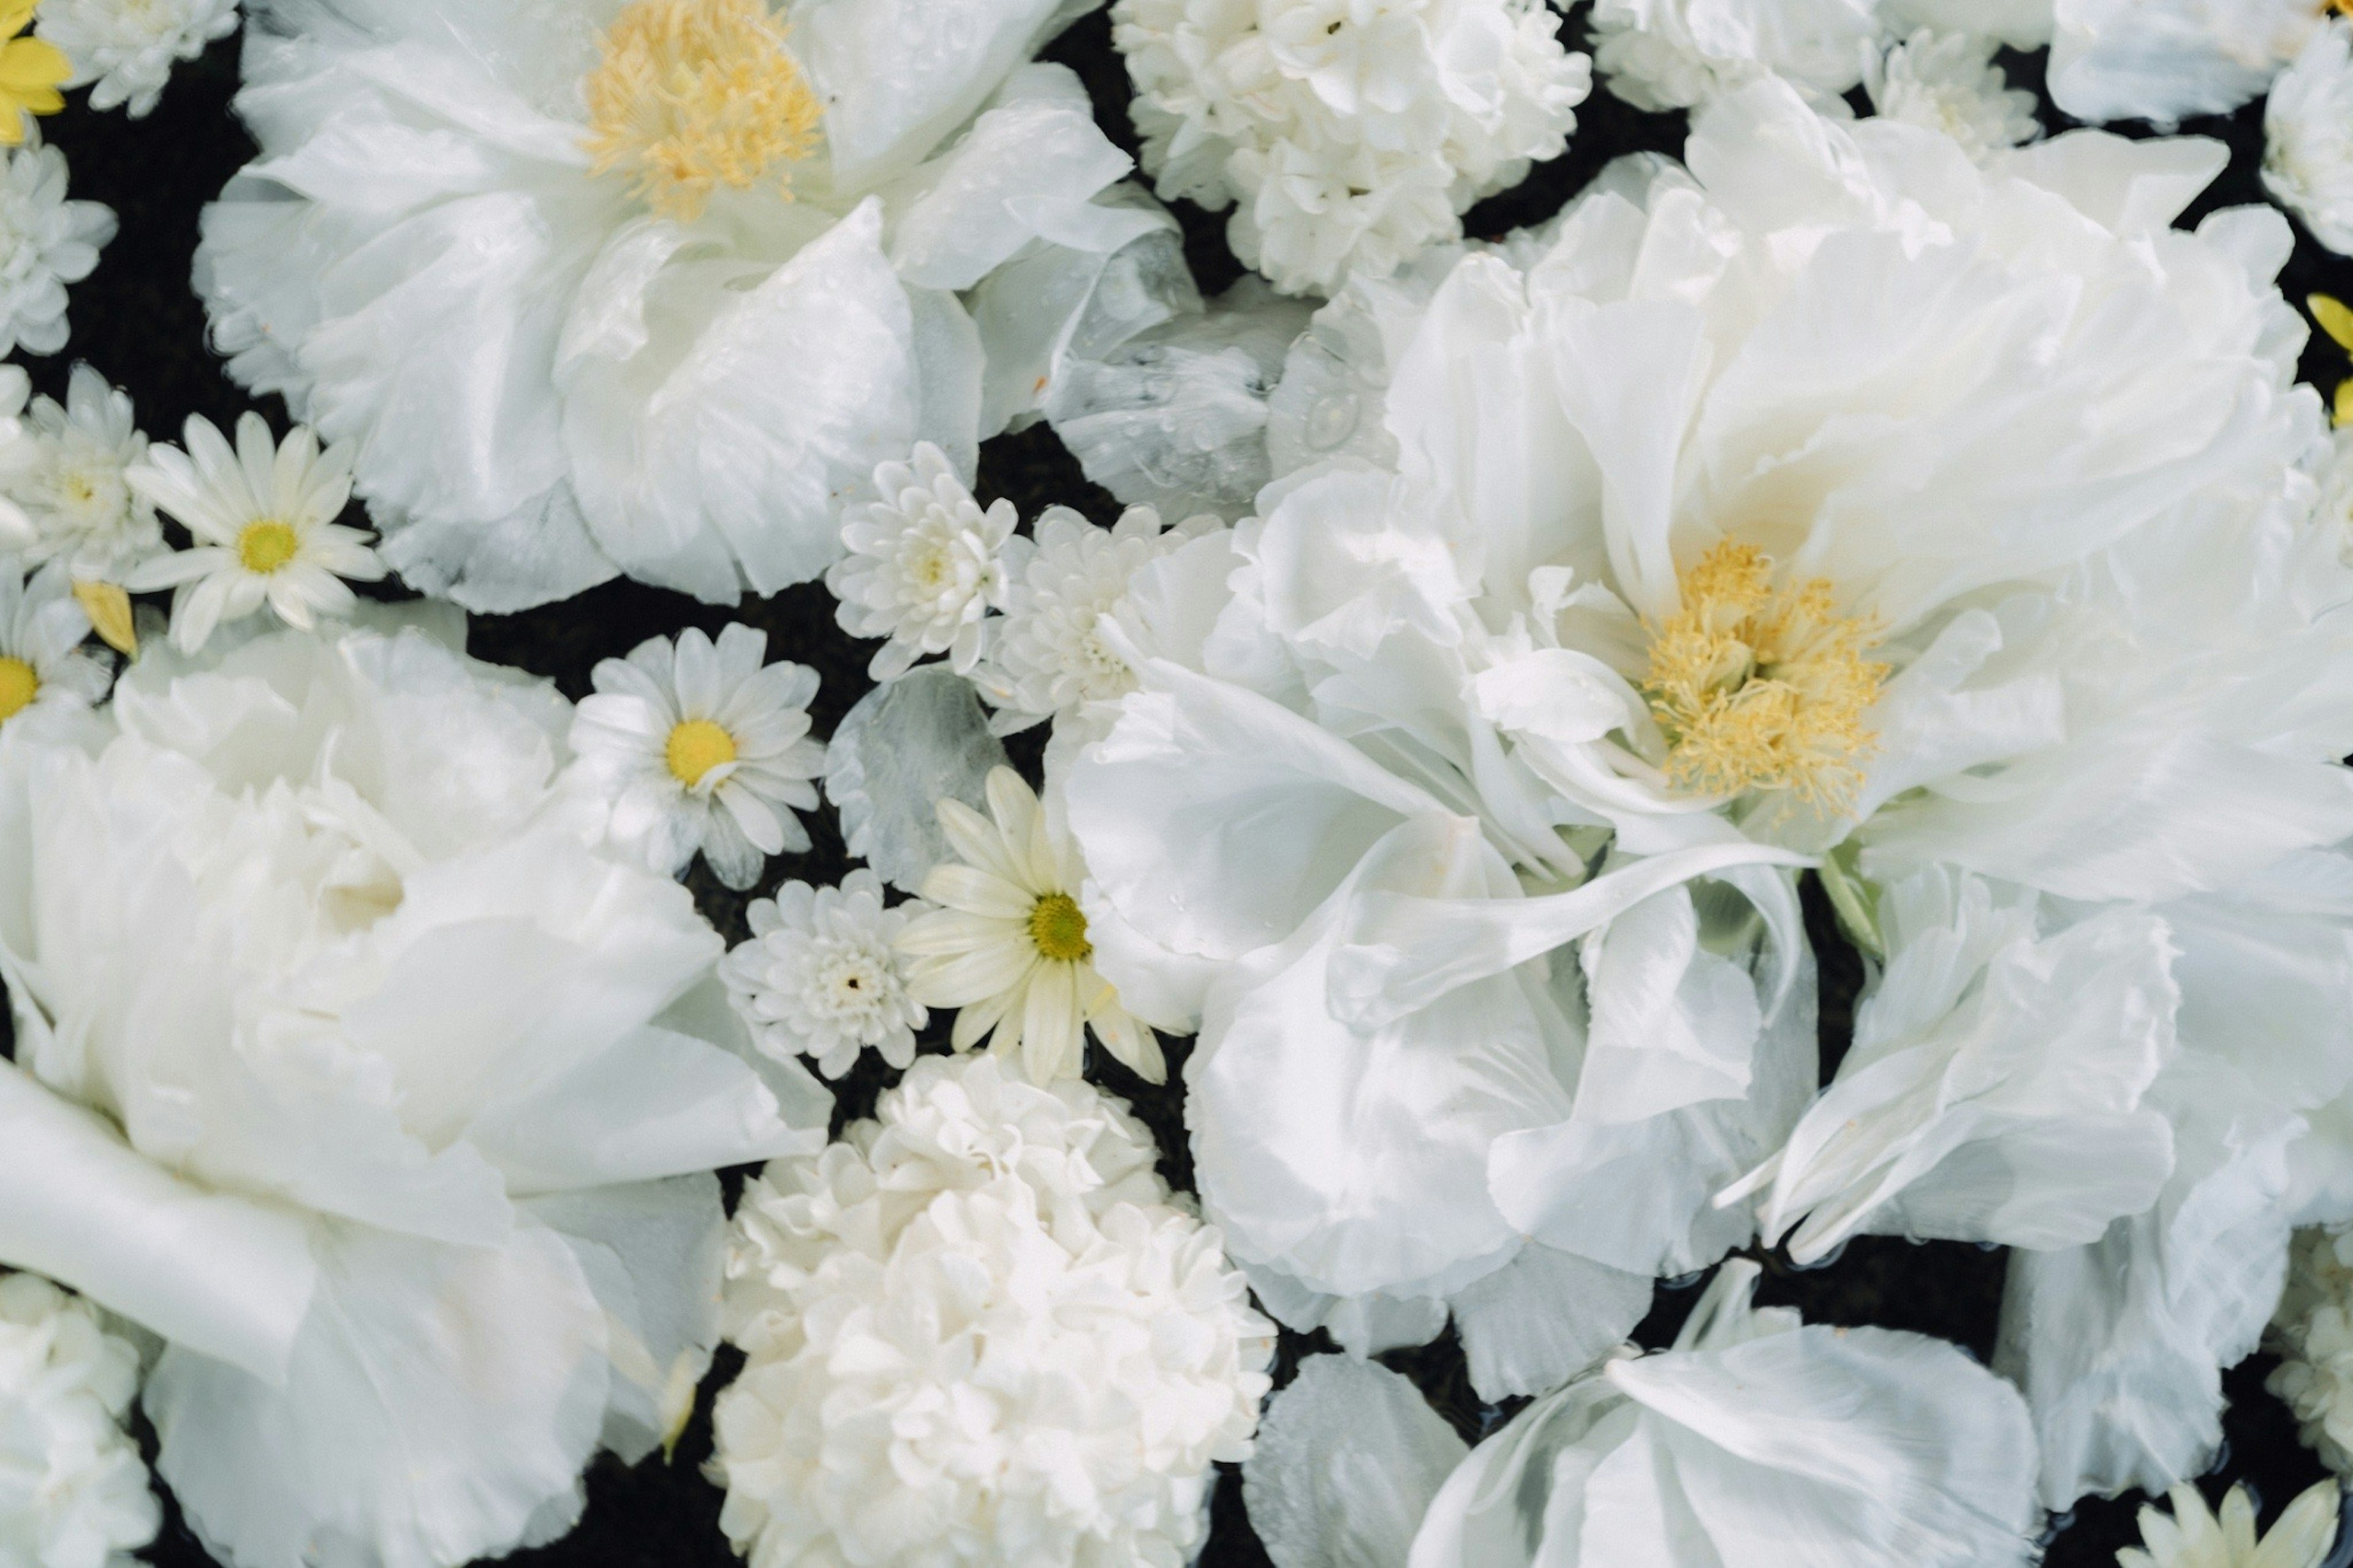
left=0, top=611, right=830, bottom=1568
left=1408, top=1259, right=2044, bottom=1567
left=1866, top=29, right=2040, bottom=159
left=36, top=0, right=239, bottom=118
left=0, top=563, right=107, bottom=734
left=197, top=0, right=1167, bottom=612
left=567, top=622, right=825, bottom=891
left=897, top=767, right=1165, bottom=1086
left=2267, top=18, right=2353, bottom=256
left=1588, top=0, right=1885, bottom=111
left=2271, top=1227, right=2353, bottom=1477
left=0, top=366, right=161, bottom=582
left=2048, top=0, right=2321, bottom=127
left=0, top=1273, right=158, bottom=1568
left=713, top=1053, right=1274, bottom=1568
left=0, top=133, right=111, bottom=359
left=119, top=412, right=385, bottom=654
left=825, top=443, right=1021, bottom=682
left=2118, top=1481, right=2340, bottom=1568
left=1243, top=1355, right=1468, bottom=1568
left=1114, top=0, right=1590, bottom=295
left=721, top=869, right=929, bottom=1078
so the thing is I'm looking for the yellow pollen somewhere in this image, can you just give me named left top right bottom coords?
left=0, top=656, right=34, bottom=722
left=1028, top=892, right=1093, bottom=964
left=583, top=0, right=823, bottom=222
left=237, top=520, right=301, bottom=575
left=1640, top=542, right=1887, bottom=809
left=665, top=719, right=737, bottom=786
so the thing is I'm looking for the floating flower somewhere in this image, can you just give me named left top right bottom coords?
left=721, top=869, right=929, bottom=1079
left=0, top=562, right=107, bottom=735
left=36, top=0, right=239, bottom=118
left=1113, top=0, right=1590, bottom=295
left=0, top=1272, right=159, bottom=1568
left=1865, top=29, right=2040, bottom=160
left=119, top=412, right=384, bottom=654
left=898, top=766, right=1165, bottom=1085
left=0, top=365, right=161, bottom=584
left=713, top=1052, right=1273, bottom=1568
left=0, top=1, right=69, bottom=144
left=197, top=0, right=1169, bottom=612
left=566, top=623, right=825, bottom=890
left=0, top=611, right=830, bottom=1568
left=2118, top=1481, right=2341, bottom=1568
left=1588, top=0, right=1884, bottom=110
left=2267, top=18, right=2353, bottom=256
left=825, top=443, right=1021, bottom=683
left=0, top=132, right=111, bottom=357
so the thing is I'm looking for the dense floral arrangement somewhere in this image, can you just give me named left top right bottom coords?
left=10, top=2, right=2353, bottom=1567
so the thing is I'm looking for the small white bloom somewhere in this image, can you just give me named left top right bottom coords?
left=1867, top=30, right=2040, bottom=160
left=0, top=1272, right=159, bottom=1568
left=714, top=1052, right=1275, bottom=1568
left=119, top=412, right=384, bottom=654
left=824, top=443, right=1021, bottom=683
left=2267, top=18, right=2353, bottom=256
left=0, top=562, right=108, bottom=733
left=0, top=132, right=112, bottom=359
left=36, top=0, right=239, bottom=118
left=0, top=365, right=161, bottom=582
left=2118, top=1480, right=2340, bottom=1568
left=897, top=766, right=1162, bottom=1086
left=2271, top=1226, right=2353, bottom=1479
left=721, top=869, right=929, bottom=1079
left=567, top=623, right=825, bottom=891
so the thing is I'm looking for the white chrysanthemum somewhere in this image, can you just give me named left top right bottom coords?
left=2118, top=1481, right=2340, bottom=1568
left=567, top=622, right=825, bottom=891
left=970, top=504, right=1207, bottom=736
left=197, top=0, right=1169, bottom=613
left=0, top=563, right=107, bottom=735
left=0, top=609, right=830, bottom=1568
left=825, top=444, right=1023, bottom=683
left=1114, top=0, right=1590, bottom=295
left=0, top=366, right=160, bottom=583
left=2266, top=18, right=2353, bottom=256
left=1588, top=0, right=1884, bottom=111
left=2270, top=1226, right=2353, bottom=1476
left=36, top=0, right=238, bottom=118
left=0, top=134, right=111, bottom=360
left=0, top=1273, right=158, bottom=1568
left=1866, top=30, right=2040, bottom=159
left=721, top=869, right=929, bottom=1079
left=120, top=412, right=384, bottom=654
left=898, top=766, right=1165, bottom=1086
left=713, top=1053, right=1274, bottom=1568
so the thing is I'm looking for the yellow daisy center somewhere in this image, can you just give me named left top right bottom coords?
left=1641, top=541, right=1886, bottom=809
left=238, top=520, right=301, bottom=575
left=665, top=718, right=738, bottom=786
left=1028, top=892, right=1093, bottom=964
left=583, top=0, right=823, bottom=222
left=0, top=656, right=36, bottom=721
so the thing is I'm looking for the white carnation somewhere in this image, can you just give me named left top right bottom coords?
left=0, top=133, right=112, bottom=360
left=0, top=1273, right=158, bottom=1568
left=2265, top=18, right=2353, bottom=256
left=714, top=1053, right=1275, bottom=1568
left=721, top=869, right=930, bottom=1080
left=1866, top=29, right=2040, bottom=159
left=1113, top=0, right=1590, bottom=295
left=825, top=444, right=1023, bottom=683
left=36, top=0, right=239, bottom=118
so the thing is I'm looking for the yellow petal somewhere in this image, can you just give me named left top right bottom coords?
left=0, top=0, right=33, bottom=43
left=0, top=36, right=70, bottom=99
left=72, top=580, right=136, bottom=656
left=2335, top=377, right=2353, bottom=430
left=2314, top=294, right=2353, bottom=354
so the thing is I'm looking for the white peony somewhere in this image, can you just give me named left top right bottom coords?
left=1865, top=29, right=2040, bottom=161
left=0, top=132, right=111, bottom=360
left=0, top=1273, right=158, bottom=1568
left=1113, top=0, right=1590, bottom=296
left=196, top=0, right=1174, bottom=612
left=0, top=607, right=832, bottom=1568
left=825, top=442, right=1022, bottom=683
left=2265, top=17, right=2353, bottom=256
left=721, top=869, right=929, bottom=1078
left=713, top=1052, right=1273, bottom=1568
left=1588, top=0, right=1884, bottom=111
left=36, top=0, right=240, bottom=118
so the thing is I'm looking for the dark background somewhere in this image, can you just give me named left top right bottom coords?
left=3, top=4, right=2350, bottom=1564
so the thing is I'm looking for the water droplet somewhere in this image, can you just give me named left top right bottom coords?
left=1305, top=394, right=1358, bottom=451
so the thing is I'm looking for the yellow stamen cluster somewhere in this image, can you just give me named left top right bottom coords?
left=665, top=718, right=738, bottom=787
left=1028, top=892, right=1094, bottom=964
left=1642, top=541, right=1887, bottom=809
left=238, top=520, right=301, bottom=575
left=0, top=655, right=35, bottom=722
left=583, top=0, right=822, bottom=222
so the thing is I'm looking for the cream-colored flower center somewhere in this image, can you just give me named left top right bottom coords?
left=1642, top=541, right=1886, bottom=808
left=0, top=656, right=36, bottom=721
left=238, top=519, right=301, bottom=574
left=583, top=0, right=823, bottom=222
left=1028, top=892, right=1093, bottom=964
left=666, top=718, right=737, bottom=786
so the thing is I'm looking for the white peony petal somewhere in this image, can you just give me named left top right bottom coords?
left=1245, top=1355, right=1469, bottom=1568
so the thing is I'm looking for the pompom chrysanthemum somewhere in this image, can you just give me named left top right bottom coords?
left=1866, top=30, right=2039, bottom=160
left=2267, top=18, right=2353, bottom=256
left=0, top=365, right=161, bottom=584
left=713, top=1052, right=1274, bottom=1568
left=0, top=1273, right=159, bottom=1568
left=825, top=444, right=1023, bottom=683
left=721, top=869, right=930, bottom=1079
left=0, top=133, right=110, bottom=358
left=36, top=0, right=240, bottom=118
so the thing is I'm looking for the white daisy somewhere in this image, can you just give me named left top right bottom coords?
left=897, top=766, right=1162, bottom=1086
left=0, top=365, right=160, bottom=583
left=36, top=0, right=240, bottom=118
left=2119, top=1482, right=2341, bottom=1568
left=0, top=562, right=108, bottom=732
left=567, top=623, right=826, bottom=890
left=119, top=412, right=384, bottom=654
left=1866, top=30, right=2040, bottom=161
left=0, top=131, right=112, bottom=358
left=720, top=869, right=929, bottom=1079
left=824, top=444, right=1023, bottom=683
